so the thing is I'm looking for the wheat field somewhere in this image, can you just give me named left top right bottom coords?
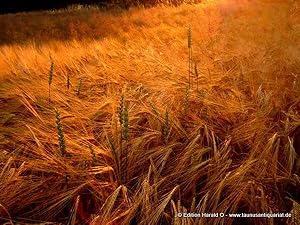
left=0, top=0, right=300, bottom=224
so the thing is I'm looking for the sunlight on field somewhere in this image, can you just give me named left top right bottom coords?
left=0, top=0, right=299, bottom=224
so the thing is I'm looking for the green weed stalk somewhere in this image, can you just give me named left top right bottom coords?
left=162, top=109, right=169, bottom=144
left=48, top=59, right=54, bottom=104
left=117, top=94, right=129, bottom=184
left=183, top=86, right=190, bottom=115
left=123, top=105, right=129, bottom=183
left=194, top=61, right=199, bottom=91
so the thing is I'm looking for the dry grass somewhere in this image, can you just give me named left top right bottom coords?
left=0, top=0, right=300, bottom=224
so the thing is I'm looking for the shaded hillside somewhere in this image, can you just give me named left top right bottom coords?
left=0, top=0, right=203, bottom=45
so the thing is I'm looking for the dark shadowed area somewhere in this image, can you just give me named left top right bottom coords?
left=0, top=0, right=188, bottom=14
left=0, top=0, right=112, bottom=14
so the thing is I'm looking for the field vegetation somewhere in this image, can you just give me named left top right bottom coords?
left=0, top=0, right=300, bottom=224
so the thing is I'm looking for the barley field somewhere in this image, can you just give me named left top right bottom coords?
left=0, top=0, right=300, bottom=224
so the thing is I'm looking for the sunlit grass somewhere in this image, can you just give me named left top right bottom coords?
left=0, top=0, right=299, bottom=224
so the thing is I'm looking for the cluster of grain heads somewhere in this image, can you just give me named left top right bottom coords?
left=188, top=26, right=193, bottom=89
left=55, top=108, right=66, bottom=157
left=48, top=57, right=54, bottom=104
